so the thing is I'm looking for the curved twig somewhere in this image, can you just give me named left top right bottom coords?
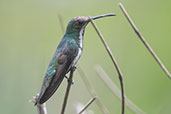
left=118, top=3, right=171, bottom=79
left=95, top=65, right=146, bottom=114
left=89, top=18, right=125, bottom=114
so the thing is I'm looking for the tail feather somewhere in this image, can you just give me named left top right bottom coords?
left=38, top=74, right=65, bottom=104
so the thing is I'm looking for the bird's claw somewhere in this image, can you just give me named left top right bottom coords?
left=71, top=66, right=77, bottom=71
left=65, top=75, right=74, bottom=84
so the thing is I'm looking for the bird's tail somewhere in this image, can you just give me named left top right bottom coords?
left=34, top=91, right=43, bottom=105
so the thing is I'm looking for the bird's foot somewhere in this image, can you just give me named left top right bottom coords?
left=71, top=66, right=77, bottom=71
left=65, top=75, right=74, bottom=84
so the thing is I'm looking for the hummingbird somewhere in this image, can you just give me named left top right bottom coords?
left=35, top=14, right=115, bottom=105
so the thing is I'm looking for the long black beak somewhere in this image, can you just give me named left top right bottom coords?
left=91, top=14, right=116, bottom=20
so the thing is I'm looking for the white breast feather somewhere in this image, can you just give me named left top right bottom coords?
left=72, top=27, right=84, bottom=66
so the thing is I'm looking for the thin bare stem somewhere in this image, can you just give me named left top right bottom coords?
left=78, top=97, right=96, bottom=114
left=77, top=66, right=110, bottom=114
left=89, top=18, right=125, bottom=114
left=118, top=3, right=171, bottom=79
left=36, top=103, right=47, bottom=114
left=34, top=94, right=48, bottom=114
left=95, top=65, right=146, bottom=114
left=61, top=67, right=76, bottom=114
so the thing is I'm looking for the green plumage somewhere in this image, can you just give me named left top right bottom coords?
left=35, top=14, right=115, bottom=105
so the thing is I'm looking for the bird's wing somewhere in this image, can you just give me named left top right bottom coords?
left=36, top=39, right=78, bottom=104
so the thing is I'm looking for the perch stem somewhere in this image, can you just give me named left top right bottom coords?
left=61, top=67, right=76, bottom=114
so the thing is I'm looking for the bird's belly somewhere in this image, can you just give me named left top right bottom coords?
left=72, top=48, right=82, bottom=67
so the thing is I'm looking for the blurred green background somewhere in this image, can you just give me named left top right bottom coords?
left=0, top=0, right=171, bottom=114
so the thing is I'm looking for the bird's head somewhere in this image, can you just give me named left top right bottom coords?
left=65, top=14, right=116, bottom=34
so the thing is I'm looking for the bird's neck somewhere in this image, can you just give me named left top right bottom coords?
left=65, top=29, right=85, bottom=49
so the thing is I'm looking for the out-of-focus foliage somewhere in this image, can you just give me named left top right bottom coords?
left=0, top=0, right=171, bottom=114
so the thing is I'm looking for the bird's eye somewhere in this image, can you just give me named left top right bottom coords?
left=78, top=21, right=83, bottom=25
